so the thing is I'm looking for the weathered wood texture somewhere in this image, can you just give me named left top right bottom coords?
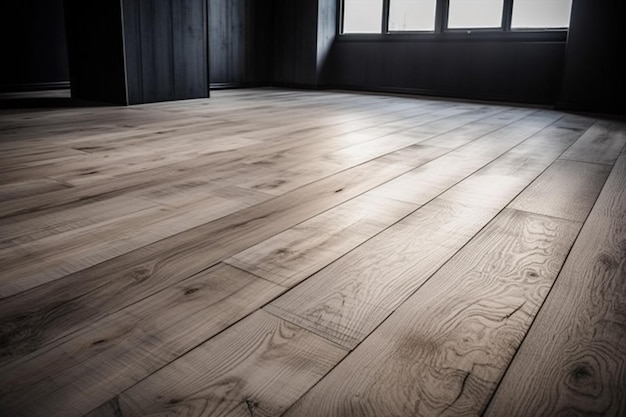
left=87, top=310, right=348, bottom=417
left=0, top=264, right=285, bottom=417
left=0, top=89, right=624, bottom=417
left=484, top=154, right=626, bottom=417
left=284, top=209, right=580, bottom=417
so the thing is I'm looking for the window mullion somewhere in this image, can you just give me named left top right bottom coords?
left=382, top=0, right=390, bottom=34
left=502, top=0, right=514, bottom=30
left=437, top=0, right=450, bottom=32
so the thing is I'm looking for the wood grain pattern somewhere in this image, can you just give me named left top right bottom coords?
left=0, top=89, right=623, bottom=417
left=0, top=148, right=432, bottom=365
left=264, top=114, right=590, bottom=350
left=370, top=110, right=566, bottom=205
left=265, top=198, right=501, bottom=349
left=560, top=120, right=626, bottom=165
left=484, top=154, right=626, bottom=417
left=0, top=264, right=285, bottom=417
left=440, top=115, right=593, bottom=209
left=0, top=196, right=157, bottom=248
left=85, top=310, right=348, bottom=417
left=0, top=191, right=269, bottom=298
left=417, top=107, right=533, bottom=148
left=226, top=194, right=417, bottom=287
left=283, top=209, right=580, bottom=417
left=509, top=159, right=611, bottom=222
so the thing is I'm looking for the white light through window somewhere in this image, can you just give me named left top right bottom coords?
left=512, top=0, right=572, bottom=28
left=389, top=0, right=437, bottom=31
left=343, top=0, right=383, bottom=33
left=447, top=0, right=504, bottom=28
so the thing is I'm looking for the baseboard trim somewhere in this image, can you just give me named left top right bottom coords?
left=0, top=81, right=70, bottom=93
left=210, top=82, right=270, bottom=90
left=324, top=83, right=556, bottom=108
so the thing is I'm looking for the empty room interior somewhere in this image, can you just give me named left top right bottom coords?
left=1, top=0, right=625, bottom=416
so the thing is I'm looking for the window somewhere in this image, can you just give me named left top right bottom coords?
left=511, top=0, right=572, bottom=29
left=447, top=0, right=504, bottom=29
left=389, top=0, right=437, bottom=31
left=340, top=0, right=572, bottom=35
left=342, top=0, right=383, bottom=33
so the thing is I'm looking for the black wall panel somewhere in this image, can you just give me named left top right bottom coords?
left=64, top=0, right=127, bottom=104
left=137, top=0, right=175, bottom=103
left=272, top=0, right=319, bottom=87
left=559, top=0, right=626, bottom=115
left=209, top=0, right=273, bottom=87
left=65, top=0, right=208, bottom=105
left=173, top=0, right=209, bottom=99
left=0, top=0, right=69, bottom=91
left=321, top=39, right=567, bottom=105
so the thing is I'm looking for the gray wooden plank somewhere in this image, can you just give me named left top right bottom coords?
left=265, top=115, right=590, bottom=349
left=265, top=198, right=501, bottom=349
left=226, top=194, right=417, bottom=287
left=509, top=159, right=611, bottom=222
left=283, top=209, right=580, bottom=417
left=560, top=120, right=626, bottom=165
left=0, top=148, right=436, bottom=365
left=484, top=154, right=626, bottom=417
left=0, top=264, right=285, bottom=417
left=85, top=310, right=348, bottom=417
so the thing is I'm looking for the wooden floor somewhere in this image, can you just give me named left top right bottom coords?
left=0, top=88, right=624, bottom=417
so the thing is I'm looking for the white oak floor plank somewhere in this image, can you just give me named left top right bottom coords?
left=0, top=148, right=434, bottom=364
left=560, top=120, right=626, bottom=165
left=84, top=310, right=348, bottom=417
left=0, top=89, right=622, bottom=417
left=265, top=114, right=590, bottom=349
left=225, top=194, right=418, bottom=287
left=509, top=159, right=611, bottom=222
left=0, top=264, right=285, bottom=417
left=483, top=153, right=626, bottom=417
left=283, top=209, right=580, bottom=417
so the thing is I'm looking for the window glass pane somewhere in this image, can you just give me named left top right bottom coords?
left=389, top=0, right=437, bottom=31
left=447, top=0, right=504, bottom=28
left=343, top=0, right=383, bottom=33
left=512, top=0, right=572, bottom=28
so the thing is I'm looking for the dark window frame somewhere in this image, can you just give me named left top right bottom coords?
left=338, top=0, right=570, bottom=41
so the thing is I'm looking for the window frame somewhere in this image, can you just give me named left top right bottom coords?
left=338, top=0, right=570, bottom=41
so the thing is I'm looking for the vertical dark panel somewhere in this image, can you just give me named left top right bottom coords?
left=139, top=0, right=174, bottom=103
left=559, top=0, right=626, bottom=114
left=209, top=0, right=272, bottom=87
left=251, top=0, right=273, bottom=84
left=316, top=0, right=337, bottom=86
left=208, top=0, right=230, bottom=83
left=64, top=0, right=127, bottom=104
left=172, top=0, right=209, bottom=99
left=0, top=0, right=69, bottom=91
left=273, top=0, right=318, bottom=87
left=122, top=0, right=143, bottom=104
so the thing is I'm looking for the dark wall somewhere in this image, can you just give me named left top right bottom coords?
left=272, top=0, right=319, bottom=87
left=559, top=0, right=626, bottom=115
left=4, top=0, right=624, bottom=114
left=65, top=0, right=209, bottom=105
left=272, top=0, right=338, bottom=88
left=0, top=0, right=69, bottom=91
left=123, top=0, right=209, bottom=104
left=209, top=0, right=273, bottom=87
left=316, top=0, right=338, bottom=85
left=321, top=39, right=567, bottom=105
left=64, top=0, right=127, bottom=104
